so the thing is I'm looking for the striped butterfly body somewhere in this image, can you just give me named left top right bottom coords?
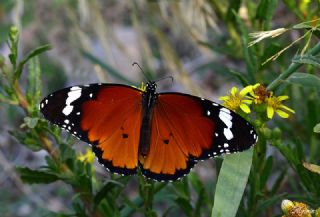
left=40, top=82, right=258, bottom=181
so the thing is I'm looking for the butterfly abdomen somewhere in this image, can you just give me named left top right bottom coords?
left=139, top=82, right=158, bottom=156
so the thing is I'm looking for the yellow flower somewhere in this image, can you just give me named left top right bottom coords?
left=78, top=148, right=95, bottom=164
left=265, top=94, right=295, bottom=119
left=250, top=84, right=271, bottom=104
left=219, top=84, right=260, bottom=113
left=281, top=199, right=312, bottom=217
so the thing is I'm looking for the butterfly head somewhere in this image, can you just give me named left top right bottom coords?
left=146, top=81, right=157, bottom=93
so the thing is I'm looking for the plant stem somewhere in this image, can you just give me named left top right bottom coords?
left=267, top=42, right=320, bottom=91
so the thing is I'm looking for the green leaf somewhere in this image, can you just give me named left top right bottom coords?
left=59, top=143, right=76, bottom=164
left=229, top=70, right=249, bottom=86
left=257, top=193, right=287, bottom=212
left=94, top=180, right=125, bottom=206
left=23, top=117, right=39, bottom=128
left=26, top=56, right=42, bottom=112
left=314, top=123, right=320, bottom=133
left=225, top=0, right=241, bottom=22
left=287, top=72, right=320, bottom=88
left=233, top=11, right=257, bottom=83
left=10, top=130, right=42, bottom=152
left=16, top=167, right=59, bottom=184
left=175, top=197, right=193, bottom=216
left=292, top=55, right=320, bottom=68
left=256, top=0, right=278, bottom=28
left=14, top=44, right=51, bottom=80
left=260, top=156, right=273, bottom=187
left=211, top=149, right=253, bottom=217
left=81, top=50, right=135, bottom=85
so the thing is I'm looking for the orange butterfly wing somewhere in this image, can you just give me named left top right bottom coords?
left=41, top=84, right=143, bottom=175
left=140, top=93, right=257, bottom=181
left=140, top=93, right=214, bottom=180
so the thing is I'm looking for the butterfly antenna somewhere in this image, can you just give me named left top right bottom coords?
left=132, top=62, right=151, bottom=82
left=154, top=75, right=174, bottom=85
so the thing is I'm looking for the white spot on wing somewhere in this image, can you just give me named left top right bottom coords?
left=219, top=108, right=234, bottom=140
left=221, top=107, right=231, bottom=114
left=224, top=128, right=234, bottom=140
left=62, top=86, right=82, bottom=116
left=64, top=119, right=69, bottom=124
left=207, top=110, right=211, bottom=116
left=224, top=143, right=229, bottom=148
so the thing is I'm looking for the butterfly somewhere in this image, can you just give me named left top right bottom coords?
left=40, top=81, right=258, bottom=181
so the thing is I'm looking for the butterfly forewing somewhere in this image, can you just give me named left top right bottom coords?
left=40, top=84, right=143, bottom=175
left=139, top=93, right=257, bottom=181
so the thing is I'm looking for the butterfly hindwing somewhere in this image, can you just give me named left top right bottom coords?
left=40, top=84, right=143, bottom=175
left=139, top=93, right=257, bottom=181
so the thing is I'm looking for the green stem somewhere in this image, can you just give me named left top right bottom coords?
left=267, top=42, right=320, bottom=91
left=144, top=180, right=154, bottom=217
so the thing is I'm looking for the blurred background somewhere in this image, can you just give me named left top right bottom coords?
left=0, top=1, right=319, bottom=217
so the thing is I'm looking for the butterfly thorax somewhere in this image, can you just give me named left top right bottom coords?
left=139, top=82, right=158, bottom=157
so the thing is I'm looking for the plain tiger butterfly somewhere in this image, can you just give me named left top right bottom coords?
left=40, top=81, right=258, bottom=181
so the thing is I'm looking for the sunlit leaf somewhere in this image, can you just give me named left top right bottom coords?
left=211, top=149, right=253, bottom=217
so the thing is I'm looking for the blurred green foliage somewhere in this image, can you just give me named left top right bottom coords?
left=0, top=1, right=320, bottom=217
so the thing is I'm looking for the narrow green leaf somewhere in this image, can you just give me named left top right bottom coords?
left=23, top=44, right=51, bottom=64
left=175, top=197, right=193, bottom=216
left=260, top=156, right=273, bottom=187
left=94, top=180, right=125, bottom=206
left=292, top=55, right=320, bottom=68
left=229, top=70, right=249, bottom=86
left=81, top=50, right=135, bottom=85
left=287, top=72, right=320, bottom=87
left=26, top=56, right=42, bottom=112
left=225, top=0, right=241, bottom=22
left=256, top=0, right=278, bottom=28
left=211, top=149, right=253, bottom=217
left=10, top=130, right=42, bottom=152
left=314, top=123, right=320, bottom=133
left=16, top=167, right=59, bottom=184
left=233, top=11, right=257, bottom=83
left=257, top=193, right=287, bottom=212
left=14, top=44, right=51, bottom=80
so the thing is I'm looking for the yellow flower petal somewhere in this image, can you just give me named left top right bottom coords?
left=279, top=104, right=295, bottom=113
left=267, top=106, right=274, bottom=119
left=219, top=96, right=230, bottom=101
left=253, top=83, right=260, bottom=88
left=276, top=109, right=289, bottom=118
left=242, top=99, right=253, bottom=104
left=231, top=87, right=238, bottom=96
left=240, top=103, right=251, bottom=113
left=277, top=95, right=289, bottom=101
left=78, top=148, right=95, bottom=164
left=239, top=85, right=253, bottom=96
